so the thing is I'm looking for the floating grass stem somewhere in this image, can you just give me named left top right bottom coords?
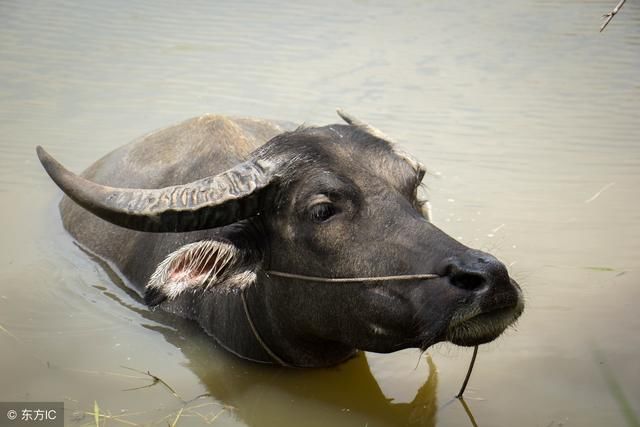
left=93, top=400, right=100, bottom=427
left=0, top=323, right=19, bottom=341
left=456, top=345, right=479, bottom=398
left=120, top=366, right=182, bottom=401
left=593, top=347, right=640, bottom=427
left=170, top=407, right=184, bottom=427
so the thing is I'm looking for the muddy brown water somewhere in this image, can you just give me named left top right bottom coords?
left=1, top=1, right=639, bottom=426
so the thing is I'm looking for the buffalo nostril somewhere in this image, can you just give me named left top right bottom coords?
left=441, top=249, right=509, bottom=293
left=449, top=270, right=486, bottom=292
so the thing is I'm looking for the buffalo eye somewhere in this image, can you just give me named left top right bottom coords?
left=309, top=203, right=337, bottom=223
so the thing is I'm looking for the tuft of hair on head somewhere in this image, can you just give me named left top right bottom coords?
left=145, top=239, right=256, bottom=307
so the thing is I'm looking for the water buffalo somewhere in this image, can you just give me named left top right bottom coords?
left=37, top=111, right=524, bottom=368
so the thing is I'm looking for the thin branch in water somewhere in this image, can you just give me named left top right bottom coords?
left=94, top=400, right=100, bottom=427
left=182, top=401, right=235, bottom=412
left=592, top=347, right=640, bottom=427
left=458, top=397, right=479, bottom=427
left=84, top=410, right=140, bottom=427
left=584, top=182, right=615, bottom=203
left=65, top=367, right=148, bottom=381
left=0, top=323, right=19, bottom=341
left=146, top=370, right=180, bottom=400
left=119, top=366, right=215, bottom=406
left=456, top=345, right=479, bottom=398
left=176, top=404, right=231, bottom=425
left=601, top=0, right=627, bottom=32
left=122, top=382, right=161, bottom=393
left=183, top=393, right=213, bottom=405
left=170, top=407, right=184, bottom=427
left=120, top=366, right=182, bottom=401
left=206, top=408, right=228, bottom=424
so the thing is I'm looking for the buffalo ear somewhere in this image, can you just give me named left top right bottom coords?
left=144, top=239, right=257, bottom=307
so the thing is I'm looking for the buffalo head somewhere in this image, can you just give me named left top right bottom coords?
left=37, top=111, right=523, bottom=367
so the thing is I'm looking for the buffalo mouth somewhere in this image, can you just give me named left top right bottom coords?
left=445, top=288, right=524, bottom=347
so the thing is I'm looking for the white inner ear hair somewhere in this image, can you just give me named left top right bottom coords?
left=147, top=240, right=256, bottom=300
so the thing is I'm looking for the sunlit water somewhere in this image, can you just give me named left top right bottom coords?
left=1, top=1, right=639, bottom=426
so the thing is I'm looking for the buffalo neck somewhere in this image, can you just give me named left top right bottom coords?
left=245, top=276, right=358, bottom=368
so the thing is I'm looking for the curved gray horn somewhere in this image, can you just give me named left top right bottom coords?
left=36, top=146, right=279, bottom=232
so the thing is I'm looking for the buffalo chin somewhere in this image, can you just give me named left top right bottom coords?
left=445, top=304, right=523, bottom=347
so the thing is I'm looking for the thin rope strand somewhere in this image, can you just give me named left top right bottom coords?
left=240, top=289, right=292, bottom=367
left=245, top=270, right=441, bottom=367
left=456, top=345, right=479, bottom=398
left=265, top=271, right=440, bottom=283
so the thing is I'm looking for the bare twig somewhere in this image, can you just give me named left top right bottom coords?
left=593, top=347, right=640, bottom=427
left=206, top=408, right=228, bottom=424
left=65, top=367, right=148, bottom=381
left=119, top=366, right=217, bottom=406
left=120, top=366, right=182, bottom=401
left=458, top=398, right=480, bottom=427
left=0, top=324, right=18, bottom=341
left=84, top=410, right=140, bottom=427
left=584, top=182, right=615, bottom=203
left=183, top=393, right=213, bottom=405
left=170, top=407, right=184, bottom=427
left=94, top=401, right=100, bottom=427
left=601, top=0, right=627, bottom=32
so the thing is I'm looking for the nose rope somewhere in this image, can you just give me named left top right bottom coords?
left=265, top=271, right=440, bottom=283
left=240, top=271, right=441, bottom=367
left=240, top=289, right=293, bottom=367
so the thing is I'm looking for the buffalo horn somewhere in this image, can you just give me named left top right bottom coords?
left=336, top=109, right=396, bottom=143
left=36, top=146, right=278, bottom=232
left=336, top=109, right=426, bottom=176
